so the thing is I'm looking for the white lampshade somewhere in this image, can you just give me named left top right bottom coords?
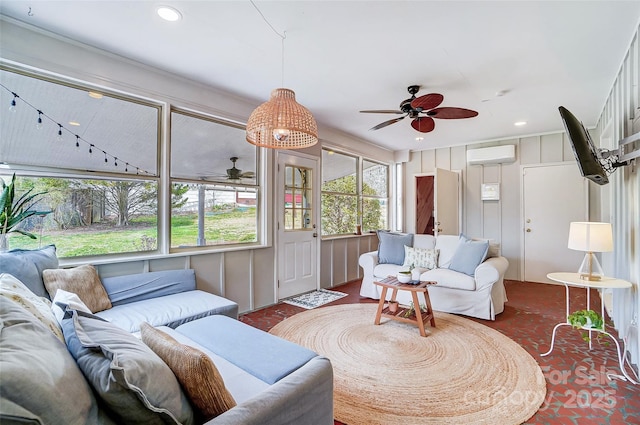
left=567, top=222, right=613, bottom=281
left=567, top=222, right=613, bottom=253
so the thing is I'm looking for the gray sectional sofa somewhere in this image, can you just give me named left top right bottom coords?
left=0, top=245, right=334, bottom=425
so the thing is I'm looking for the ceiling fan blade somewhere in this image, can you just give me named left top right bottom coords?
left=411, top=93, right=444, bottom=111
left=360, top=109, right=404, bottom=114
left=370, top=116, right=405, bottom=131
left=429, top=107, right=478, bottom=119
left=411, top=117, right=435, bottom=133
left=241, top=171, right=255, bottom=178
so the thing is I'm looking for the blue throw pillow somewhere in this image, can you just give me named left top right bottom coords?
left=448, top=237, right=489, bottom=276
left=61, top=308, right=194, bottom=425
left=0, top=245, right=58, bottom=298
left=0, top=297, right=109, bottom=424
left=377, top=231, right=414, bottom=265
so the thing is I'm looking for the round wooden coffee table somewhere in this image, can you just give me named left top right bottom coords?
left=373, top=276, right=436, bottom=337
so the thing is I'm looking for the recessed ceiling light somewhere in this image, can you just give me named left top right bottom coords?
left=157, top=6, right=182, bottom=22
left=514, top=121, right=527, bottom=126
left=69, top=121, right=80, bottom=126
left=415, top=137, right=424, bottom=141
left=88, top=91, right=103, bottom=99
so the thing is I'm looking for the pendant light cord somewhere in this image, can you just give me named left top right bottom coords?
left=250, top=0, right=286, bottom=87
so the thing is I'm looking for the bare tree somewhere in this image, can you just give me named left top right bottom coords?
left=92, top=181, right=156, bottom=226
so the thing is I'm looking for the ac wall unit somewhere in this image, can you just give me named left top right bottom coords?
left=466, top=145, right=516, bottom=165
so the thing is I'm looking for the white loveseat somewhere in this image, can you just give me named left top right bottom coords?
left=359, top=234, right=509, bottom=320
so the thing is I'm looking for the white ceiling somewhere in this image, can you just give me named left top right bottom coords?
left=1, top=1, right=639, bottom=153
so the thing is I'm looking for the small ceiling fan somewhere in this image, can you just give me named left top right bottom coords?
left=360, top=85, right=478, bottom=133
left=224, top=157, right=255, bottom=180
left=194, top=157, right=255, bottom=182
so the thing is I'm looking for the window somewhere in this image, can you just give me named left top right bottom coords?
left=0, top=67, right=160, bottom=258
left=321, top=148, right=388, bottom=236
left=170, top=110, right=259, bottom=249
left=362, top=159, right=388, bottom=232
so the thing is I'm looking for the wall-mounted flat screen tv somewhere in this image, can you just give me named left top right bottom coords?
left=558, top=106, right=608, bottom=185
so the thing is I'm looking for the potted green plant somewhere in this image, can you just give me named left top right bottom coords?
left=0, top=173, right=49, bottom=252
left=402, top=302, right=428, bottom=318
left=567, top=309, right=607, bottom=343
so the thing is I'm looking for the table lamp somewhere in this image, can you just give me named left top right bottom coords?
left=567, top=222, right=613, bottom=281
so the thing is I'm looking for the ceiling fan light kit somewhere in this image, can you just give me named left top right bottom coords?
left=246, top=88, right=318, bottom=149
left=361, top=85, right=478, bottom=134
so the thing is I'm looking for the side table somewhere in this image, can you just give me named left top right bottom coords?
left=543, top=272, right=636, bottom=384
left=373, top=276, right=437, bottom=337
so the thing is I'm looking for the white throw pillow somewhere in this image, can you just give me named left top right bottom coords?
left=0, top=273, right=64, bottom=342
left=402, top=246, right=439, bottom=270
left=51, top=289, right=92, bottom=325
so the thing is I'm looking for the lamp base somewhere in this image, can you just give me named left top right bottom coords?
left=577, top=252, right=604, bottom=281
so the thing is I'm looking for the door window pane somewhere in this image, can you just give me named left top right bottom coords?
left=284, top=165, right=312, bottom=230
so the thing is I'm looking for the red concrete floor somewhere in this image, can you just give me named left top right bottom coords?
left=240, top=280, right=640, bottom=424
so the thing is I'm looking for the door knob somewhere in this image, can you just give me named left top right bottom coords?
left=526, top=228, right=531, bottom=232
left=313, top=232, right=318, bottom=238
left=437, top=228, right=443, bottom=232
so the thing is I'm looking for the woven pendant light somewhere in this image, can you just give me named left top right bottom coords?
left=246, top=88, right=318, bottom=149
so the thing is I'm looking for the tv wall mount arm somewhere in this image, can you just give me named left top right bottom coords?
left=598, top=131, right=640, bottom=175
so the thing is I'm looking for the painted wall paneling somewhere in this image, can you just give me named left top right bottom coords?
left=596, top=25, right=640, bottom=367
left=405, top=135, right=586, bottom=281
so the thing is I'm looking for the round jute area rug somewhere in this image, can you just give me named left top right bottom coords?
left=270, top=303, right=546, bottom=425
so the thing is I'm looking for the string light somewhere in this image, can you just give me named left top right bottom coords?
left=9, top=92, right=18, bottom=112
left=1, top=83, right=151, bottom=175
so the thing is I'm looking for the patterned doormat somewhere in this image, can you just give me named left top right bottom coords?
left=283, top=289, right=348, bottom=309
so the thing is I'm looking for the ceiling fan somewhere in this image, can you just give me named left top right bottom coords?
left=194, top=157, right=255, bottom=182
left=224, top=157, right=255, bottom=180
left=360, top=85, right=478, bottom=133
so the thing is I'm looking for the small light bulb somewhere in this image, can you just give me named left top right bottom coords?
left=57, top=124, right=63, bottom=142
left=273, top=128, right=290, bottom=142
left=36, top=114, right=43, bottom=130
left=9, top=93, right=17, bottom=112
left=75, top=135, right=80, bottom=149
left=89, top=144, right=94, bottom=155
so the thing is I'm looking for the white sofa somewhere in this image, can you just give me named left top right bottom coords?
left=359, top=234, right=509, bottom=320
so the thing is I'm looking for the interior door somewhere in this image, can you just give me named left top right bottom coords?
left=434, top=168, right=460, bottom=236
left=276, top=152, right=319, bottom=299
left=415, top=175, right=435, bottom=234
left=522, top=163, right=588, bottom=283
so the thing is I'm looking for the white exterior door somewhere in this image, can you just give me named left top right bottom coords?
left=276, top=152, right=319, bottom=299
left=434, top=168, right=460, bottom=236
left=522, top=163, right=588, bottom=283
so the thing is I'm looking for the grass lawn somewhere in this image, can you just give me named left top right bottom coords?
left=9, top=208, right=256, bottom=257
